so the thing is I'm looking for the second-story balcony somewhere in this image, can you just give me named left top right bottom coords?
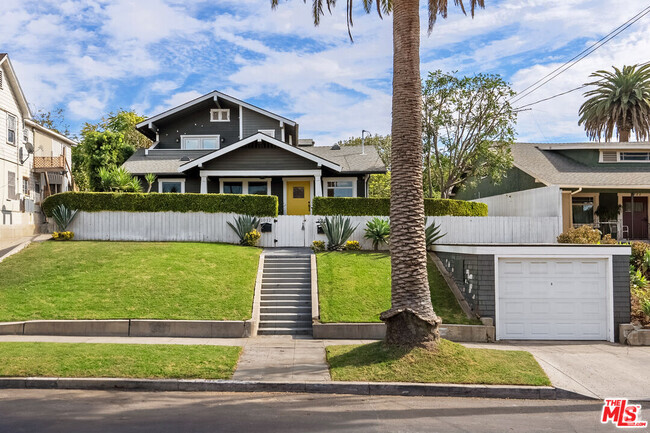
left=33, top=156, right=65, bottom=172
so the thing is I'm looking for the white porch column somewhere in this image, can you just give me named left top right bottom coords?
left=314, top=173, right=322, bottom=197
left=200, top=175, right=208, bottom=194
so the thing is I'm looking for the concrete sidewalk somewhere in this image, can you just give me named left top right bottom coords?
left=0, top=234, right=50, bottom=262
left=464, top=341, right=650, bottom=400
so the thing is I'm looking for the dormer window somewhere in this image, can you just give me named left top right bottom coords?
left=210, top=109, right=230, bottom=122
left=600, top=150, right=650, bottom=162
left=181, top=135, right=220, bottom=149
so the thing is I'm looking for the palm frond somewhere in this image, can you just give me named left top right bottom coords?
left=428, top=0, right=485, bottom=33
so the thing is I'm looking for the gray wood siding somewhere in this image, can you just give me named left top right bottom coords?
left=202, top=146, right=318, bottom=170
left=242, top=107, right=282, bottom=141
left=156, top=99, right=241, bottom=149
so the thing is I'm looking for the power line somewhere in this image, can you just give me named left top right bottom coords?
left=513, top=59, right=650, bottom=111
left=509, top=5, right=650, bottom=105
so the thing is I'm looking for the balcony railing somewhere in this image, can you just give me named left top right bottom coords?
left=33, top=156, right=65, bottom=171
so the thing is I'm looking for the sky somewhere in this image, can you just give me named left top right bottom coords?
left=1, top=0, right=649, bottom=145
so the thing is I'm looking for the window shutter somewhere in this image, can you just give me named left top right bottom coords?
left=601, top=151, right=617, bottom=162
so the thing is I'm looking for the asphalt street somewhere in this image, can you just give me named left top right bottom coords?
left=0, top=390, right=632, bottom=433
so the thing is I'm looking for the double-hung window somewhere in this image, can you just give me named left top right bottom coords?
left=181, top=135, right=220, bottom=150
left=324, top=178, right=356, bottom=197
left=7, top=113, right=16, bottom=145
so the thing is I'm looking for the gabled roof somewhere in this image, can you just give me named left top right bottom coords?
left=512, top=143, right=650, bottom=189
left=178, top=132, right=341, bottom=172
left=123, top=149, right=213, bottom=175
left=303, top=144, right=386, bottom=174
left=25, top=119, right=77, bottom=146
left=0, top=53, right=32, bottom=119
left=137, top=90, right=296, bottom=130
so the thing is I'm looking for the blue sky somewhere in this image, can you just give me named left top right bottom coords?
left=2, top=0, right=649, bottom=145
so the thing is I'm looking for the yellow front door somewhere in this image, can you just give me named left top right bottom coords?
left=286, top=180, right=311, bottom=215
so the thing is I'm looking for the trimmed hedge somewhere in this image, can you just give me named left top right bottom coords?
left=42, top=192, right=279, bottom=217
left=312, top=197, right=487, bottom=217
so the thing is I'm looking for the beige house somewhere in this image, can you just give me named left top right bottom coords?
left=0, top=53, right=76, bottom=240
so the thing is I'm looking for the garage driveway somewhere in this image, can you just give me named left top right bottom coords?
left=464, top=341, right=650, bottom=400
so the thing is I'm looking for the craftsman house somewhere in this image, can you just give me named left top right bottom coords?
left=123, top=91, right=386, bottom=215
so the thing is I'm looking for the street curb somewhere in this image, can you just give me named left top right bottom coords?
left=0, top=377, right=595, bottom=400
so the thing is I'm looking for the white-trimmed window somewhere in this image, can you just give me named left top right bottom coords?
left=323, top=178, right=356, bottom=197
left=220, top=178, right=271, bottom=195
left=210, top=109, right=230, bottom=122
left=258, top=129, right=276, bottom=138
left=7, top=113, right=16, bottom=145
left=158, top=178, right=185, bottom=193
left=600, top=150, right=650, bottom=162
left=181, top=135, right=220, bottom=150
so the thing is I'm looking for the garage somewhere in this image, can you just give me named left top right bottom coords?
left=497, top=258, right=609, bottom=340
left=433, top=245, right=631, bottom=343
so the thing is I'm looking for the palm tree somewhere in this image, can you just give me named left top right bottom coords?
left=579, top=64, right=650, bottom=142
left=271, top=0, right=484, bottom=348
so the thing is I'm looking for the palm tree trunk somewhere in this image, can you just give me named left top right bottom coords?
left=380, top=0, right=441, bottom=348
left=619, top=128, right=630, bottom=142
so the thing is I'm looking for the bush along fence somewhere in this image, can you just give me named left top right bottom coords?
left=42, top=192, right=279, bottom=217
left=312, top=197, right=488, bottom=217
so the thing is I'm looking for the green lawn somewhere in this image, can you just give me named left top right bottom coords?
left=0, top=241, right=260, bottom=321
left=0, top=342, right=240, bottom=379
left=317, top=251, right=479, bottom=324
left=327, top=341, right=551, bottom=386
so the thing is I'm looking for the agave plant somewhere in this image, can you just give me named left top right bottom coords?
left=227, top=215, right=260, bottom=245
left=51, top=204, right=78, bottom=232
left=364, top=217, right=390, bottom=251
left=97, top=167, right=115, bottom=192
left=320, top=215, right=358, bottom=251
left=425, top=220, right=446, bottom=249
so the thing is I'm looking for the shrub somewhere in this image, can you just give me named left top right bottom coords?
left=312, top=197, right=487, bottom=217
left=631, top=268, right=648, bottom=290
left=52, top=231, right=74, bottom=241
left=631, top=241, right=650, bottom=268
left=600, top=234, right=617, bottom=245
left=320, top=215, right=358, bottom=251
left=312, top=240, right=326, bottom=253
left=345, top=240, right=361, bottom=251
left=364, top=217, right=390, bottom=250
left=642, top=298, right=650, bottom=318
left=227, top=215, right=260, bottom=245
left=242, top=229, right=261, bottom=247
left=51, top=204, right=78, bottom=232
left=557, top=225, right=602, bottom=244
left=42, top=192, right=279, bottom=217
left=425, top=220, right=446, bottom=249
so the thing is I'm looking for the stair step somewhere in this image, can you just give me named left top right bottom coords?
left=260, top=312, right=312, bottom=321
left=261, top=290, right=310, bottom=296
left=259, top=320, right=312, bottom=329
left=260, top=306, right=311, bottom=314
left=262, top=282, right=310, bottom=288
left=257, top=328, right=312, bottom=336
left=262, top=277, right=311, bottom=283
left=260, top=300, right=311, bottom=307
left=260, top=295, right=311, bottom=302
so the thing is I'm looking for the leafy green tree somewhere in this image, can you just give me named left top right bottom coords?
left=369, top=172, right=391, bottom=198
left=32, top=107, right=72, bottom=137
left=102, top=110, right=152, bottom=149
left=81, top=131, right=134, bottom=191
left=272, top=0, right=486, bottom=348
left=579, top=64, right=650, bottom=142
left=423, top=70, right=515, bottom=198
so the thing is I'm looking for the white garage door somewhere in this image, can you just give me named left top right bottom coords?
left=498, top=258, right=609, bottom=340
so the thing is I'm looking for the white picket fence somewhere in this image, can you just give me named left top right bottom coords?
left=64, top=211, right=562, bottom=247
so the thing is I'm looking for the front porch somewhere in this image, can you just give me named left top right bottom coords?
left=562, top=190, right=650, bottom=241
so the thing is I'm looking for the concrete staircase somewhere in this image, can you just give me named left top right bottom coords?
left=258, top=252, right=312, bottom=336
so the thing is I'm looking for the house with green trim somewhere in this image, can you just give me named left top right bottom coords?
left=455, top=142, right=650, bottom=240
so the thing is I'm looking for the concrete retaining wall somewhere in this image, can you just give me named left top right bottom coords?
left=0, top=319, right=251, bottom=338
left=312, top=322, right=495, bottom=342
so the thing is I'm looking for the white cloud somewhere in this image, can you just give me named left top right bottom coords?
left=150, top=90, right=204, bottom=116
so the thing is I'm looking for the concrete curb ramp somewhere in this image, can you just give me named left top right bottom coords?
left=0, top=377, right=593, bottom=400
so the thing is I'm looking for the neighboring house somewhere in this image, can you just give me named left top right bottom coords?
left=0, top=53, right=76, bottom=239
left=455, top=142, right=650, bottom=240
left=123, top=91, right=386, bottom=215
